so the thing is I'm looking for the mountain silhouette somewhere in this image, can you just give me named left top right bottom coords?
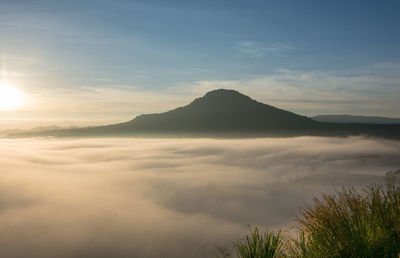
left=118, top=89, right=317, bottom=132
left=7, top=89, right=400, bottom=139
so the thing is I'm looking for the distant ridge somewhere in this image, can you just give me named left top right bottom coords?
left=312, top=115, right=400, bottom=124
left=6, top=89, right=400, bottom=139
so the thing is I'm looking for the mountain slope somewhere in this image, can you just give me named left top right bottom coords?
left=312, top=115, right=400, bottom=124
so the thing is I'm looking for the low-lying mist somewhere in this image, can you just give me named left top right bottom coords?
left=0, top=137, right=399, bottom=258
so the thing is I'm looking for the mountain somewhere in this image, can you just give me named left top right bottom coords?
left=6, top=89, right=400, bottom=139
left=119, top=89, right=317, bottom=131
left=312, top=115, right=400, bottom=124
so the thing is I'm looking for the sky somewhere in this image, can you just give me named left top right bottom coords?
left=1, top=0, right=400, bottom=126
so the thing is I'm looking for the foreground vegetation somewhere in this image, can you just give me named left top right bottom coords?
left=219, top=183, right=400, bottom=257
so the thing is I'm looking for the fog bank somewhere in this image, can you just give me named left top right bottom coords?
left=0, top=137, right=399, bottom=257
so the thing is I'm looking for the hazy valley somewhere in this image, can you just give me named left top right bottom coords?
left=0, top=136, right=399, bottom=257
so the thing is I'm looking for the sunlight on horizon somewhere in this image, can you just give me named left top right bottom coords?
left=0, top=83, right=24, bottom=111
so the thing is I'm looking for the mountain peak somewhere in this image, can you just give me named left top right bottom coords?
left=203, top=88, right=244, bottom=97
left=190, top=89, right=254, bottom=107
left=202, top=88, right=250, bottom=100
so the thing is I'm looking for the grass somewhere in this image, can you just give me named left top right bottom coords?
left=235, top=227, right=284, bottom=258
left=221, top=183, right=400, bottom=258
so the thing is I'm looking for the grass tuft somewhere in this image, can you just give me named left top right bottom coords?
left=234, top=226, right=284, bottom=258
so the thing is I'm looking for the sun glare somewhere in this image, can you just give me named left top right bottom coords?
left=0, top=84, right=24, bottom=111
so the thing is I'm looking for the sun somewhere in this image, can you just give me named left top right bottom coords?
left=0, top=83, right=24, bottom=111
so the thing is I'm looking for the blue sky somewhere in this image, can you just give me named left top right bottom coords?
left=0, top=0, right=400, bottom=124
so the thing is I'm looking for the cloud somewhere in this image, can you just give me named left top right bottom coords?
left=0, top=137, right=399, bottom=257
left=233, top=40, right=292, bottom=58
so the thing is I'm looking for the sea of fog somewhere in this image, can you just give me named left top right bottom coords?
left=1, top=137, right=400, bottom=258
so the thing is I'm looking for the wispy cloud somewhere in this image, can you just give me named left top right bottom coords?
left=9, top=64, right=400, bottom=124
left=0, top=70, right=25, bottom=78
left=233, top=40, right=292, bottom=58
left=4, top=57, right=400, bottom=124
left=178, top=65, right=400, bottom=117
